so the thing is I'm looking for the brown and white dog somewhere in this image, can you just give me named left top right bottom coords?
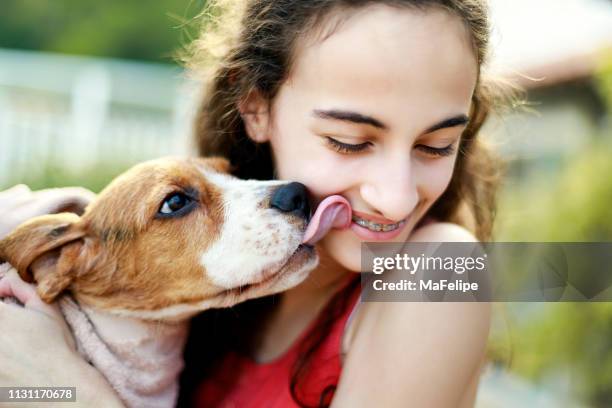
left=0, top=156, right=354, bottom=408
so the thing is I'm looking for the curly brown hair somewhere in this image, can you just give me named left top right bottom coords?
left=178, top=1, right=522, bottom=406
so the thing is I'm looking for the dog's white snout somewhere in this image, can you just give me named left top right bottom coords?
left=198, top=171, right=310, bottom=289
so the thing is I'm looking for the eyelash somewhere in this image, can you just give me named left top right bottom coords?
left=416, top=144, right=456, bottom=157
left=325, top=137, right=372, bottom=154
left=325, top=137, right=456, bottom=157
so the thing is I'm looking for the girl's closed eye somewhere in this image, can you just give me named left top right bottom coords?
left=325, top=136, right=457, bottom=157
left=414, top=143, right=457, bottom=157
left=325, top=136, right=372, bottom=154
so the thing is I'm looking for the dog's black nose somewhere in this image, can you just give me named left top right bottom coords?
left=270, top=182, right=311, bottom=221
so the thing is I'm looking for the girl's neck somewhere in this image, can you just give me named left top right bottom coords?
left=281, top=244, right=352, bottom=309
left=252, top=245, right=352, bottom=363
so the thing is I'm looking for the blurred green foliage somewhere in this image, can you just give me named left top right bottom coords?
left=595, top=47, right=612, bottom=115
left=508, top=303, right=612, bottom=407
left=9, top=161, right=134, bottom=194
left=489, top=141, right=612, bottom=406
left=0, top=0, right=206, bottom=63
left=496, top=49, right=612, bottom=242
left=489, top=52, right=612, bottom=408
left=495, top=142, right=612, bottom=241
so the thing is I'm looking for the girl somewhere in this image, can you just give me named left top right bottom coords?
left=0, top=0, right=514, bottom=406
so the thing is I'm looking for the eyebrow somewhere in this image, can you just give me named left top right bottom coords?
left=312, top=109, right=470, bottom=134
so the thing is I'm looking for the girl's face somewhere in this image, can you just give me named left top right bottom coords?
left=243, top=5, right=478, bottom=272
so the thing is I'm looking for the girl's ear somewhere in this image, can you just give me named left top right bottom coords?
left=239, top=89, right=271, bottom=143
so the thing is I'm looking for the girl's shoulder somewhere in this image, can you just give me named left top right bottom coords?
left=340, top=221, right=490, bottom=391
left=409, top=219, right=479, bottom=243
left=342, top=221, right=482, bottom=348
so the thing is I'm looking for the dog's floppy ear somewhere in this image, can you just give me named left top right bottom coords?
left=0, top=213, right=86, bottom=302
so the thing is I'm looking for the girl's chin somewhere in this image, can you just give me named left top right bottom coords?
left=319, top=222, right=417, bottom=273
left=319, top=228, right=365, bottom=273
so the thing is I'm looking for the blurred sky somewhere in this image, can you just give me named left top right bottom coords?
left=488, top=0, right=612, bottom=73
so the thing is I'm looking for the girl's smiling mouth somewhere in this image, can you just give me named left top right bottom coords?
left=351, top=214, right=405, bottom=232
left=351, top=209, right=406, bottom=231
left=349, top=215, right=408, bottom=240
left=302, top=196, right=416, bottom=244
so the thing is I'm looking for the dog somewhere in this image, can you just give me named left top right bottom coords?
left=0, top=156, right=351, bottom=408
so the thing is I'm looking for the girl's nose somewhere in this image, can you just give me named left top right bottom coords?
left=360, top=155, right=419, bottom=222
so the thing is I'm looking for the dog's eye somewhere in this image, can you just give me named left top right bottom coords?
left=158, top=193, right=194, bottom=217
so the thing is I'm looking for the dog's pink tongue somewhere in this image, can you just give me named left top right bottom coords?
left=302, top=195, right=352, bottom=246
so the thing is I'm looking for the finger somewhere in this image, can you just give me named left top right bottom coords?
left=0, top=298, right=77, bottom=353
left=0, top=271, right=64, bottom=321
left=0, top=270, right=37, bottom=301
left=0, top=271, right=75, bottom=350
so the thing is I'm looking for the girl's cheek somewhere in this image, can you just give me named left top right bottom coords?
left=416, top=157, right=457, bottom=199
left=277, top=139, right=355, bottom=194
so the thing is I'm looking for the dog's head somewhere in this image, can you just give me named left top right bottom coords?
left=0, top=157, right=318, bottom=320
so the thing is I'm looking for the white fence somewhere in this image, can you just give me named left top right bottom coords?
left=0, top=48, right=199, bottom=187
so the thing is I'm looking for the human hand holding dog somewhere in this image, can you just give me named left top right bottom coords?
left=0, top=186, right=123, bottom=407
left=0, top=183, right=90, bottom=360
left=0, top=266, right=124, bottom=407
left=0, top=184, right=96, bottom=240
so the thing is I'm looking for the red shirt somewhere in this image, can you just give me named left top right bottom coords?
left=194, top=274, right=362, bottom=407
